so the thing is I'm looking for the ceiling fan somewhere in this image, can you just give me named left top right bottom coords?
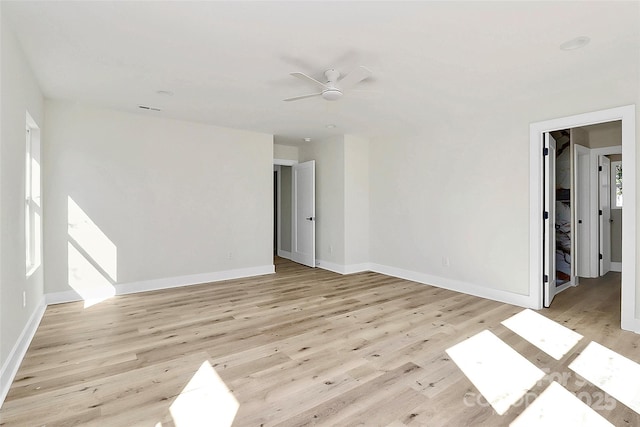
left=283, top=66, right=372, bottom=102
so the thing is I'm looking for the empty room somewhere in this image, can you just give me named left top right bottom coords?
left=1, top=1, right=640, bottom=425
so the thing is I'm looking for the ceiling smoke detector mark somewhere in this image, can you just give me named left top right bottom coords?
left=303, top=137, right=311, bottom=142
left=560, top=36, right=590, bottom=51
left=138, top=105, right=162, bottom=111
left=156, top=90, right=173, bottom=96
left=326, top=124, right=336, bottom=129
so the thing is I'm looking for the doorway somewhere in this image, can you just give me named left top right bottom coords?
left=274, top=164, right=294, bottom=262
left=529, top=105, right=637, bottom=332
left=274, top=169, right=278, bottom=255
left=273, top=160, right=316, bottom=269
left=543, top=123, right=623, bottom=307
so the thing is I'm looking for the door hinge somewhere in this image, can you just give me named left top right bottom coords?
left=599, top=166, right=603, bottom=172
left=599, top=209, right=603, bottom=215
left=543, top=274, right=549, bottom=283
left=599, top=253, right=603, bottom=260
left=543, top=211, right=549, bottom=220
left=543, top=147, right=549, bottom=156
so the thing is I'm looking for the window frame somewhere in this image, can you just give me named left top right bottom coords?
left=25, top=112, right=41, bottom=276
left=611, top=160, right=623, bottom=210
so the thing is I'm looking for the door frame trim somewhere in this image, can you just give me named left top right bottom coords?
left=529, top=105, right=637, bottom=332
left=592, top=147, right=621, bottom=277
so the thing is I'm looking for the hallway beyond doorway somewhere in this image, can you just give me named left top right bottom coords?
left=545, top=273, right=621, bottom=329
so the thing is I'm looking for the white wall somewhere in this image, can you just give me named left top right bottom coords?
left=370, top=110, right=530, bottom=295
left=273, top=144, right=299, bottom=162
left=344, top=135, right=370, bottom=267
left=369, top=72, right=638, bottom=302
left=585, top=122, right=622, bottom=149
left=297, top=134, right=370, bottom=273
left=43, top=101, right=274, bottom=296
left=0, top=11, right=45, bottom=396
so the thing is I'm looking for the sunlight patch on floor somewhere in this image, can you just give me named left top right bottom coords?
left=170, top=361, right=239, bottom=426
left=501, top=309, right=583, bottom=360
left=446, top=330, right=546, bottom=415
left=510, top=382, right=613, bottom=427
left=569, top=341, right=640, bottom=415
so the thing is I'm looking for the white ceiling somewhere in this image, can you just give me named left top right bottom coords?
left=3, top=1, right=639, bottom=146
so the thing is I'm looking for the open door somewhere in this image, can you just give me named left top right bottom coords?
left=292, top=160, right=316, bottom=267
left=543, top=133, right=557, bottom=307
left=599, top=155, right=611, bottom=275
left=574, top=144, right=591, bottom=277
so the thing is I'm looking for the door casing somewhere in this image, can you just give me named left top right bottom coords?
left=529, top=105, right=637, bottom=332
left=599, top=155, right=612, bottom=276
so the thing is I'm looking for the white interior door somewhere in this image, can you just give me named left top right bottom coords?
left=575, top=144, right=591, bottom=277
left=599, top=155, right=611, bottom=275
left=292, top=160, right=315, bottom=268
left=543, top=133, right=557, bottom=307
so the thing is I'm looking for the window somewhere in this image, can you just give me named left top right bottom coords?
left=25, top=112, right=41, bottom=276
left=611, top=161, right=622, bottom=209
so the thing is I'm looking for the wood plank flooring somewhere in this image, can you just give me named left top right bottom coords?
left=1, top=259, right=639, bottom=426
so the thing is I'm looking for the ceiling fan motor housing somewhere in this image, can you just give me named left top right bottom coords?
left=322, top=88, right=343, bottom=101
left=284, top=66, right=370, bottom=102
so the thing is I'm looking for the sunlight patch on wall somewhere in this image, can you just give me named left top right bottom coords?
left=446, top=330, right=546, bottom=415
left=68, top=196, right=117, bottom=281
left=502, top=309, right=583, bottom=360
left=170, top=361, right=239, bottom=427
left=68, top=242, right=115, bottom=308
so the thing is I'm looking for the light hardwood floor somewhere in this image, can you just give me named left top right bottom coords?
left=1, top=259, right=639, bottom=426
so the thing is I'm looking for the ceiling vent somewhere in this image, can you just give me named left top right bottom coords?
left=138, top=105, right=161, bottom=111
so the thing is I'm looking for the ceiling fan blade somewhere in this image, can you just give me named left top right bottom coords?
left=290, top=72, right=328, bottom=89
left=339, top=66, right=372, bottom=90
left=283, top=93, right=322, bottom=102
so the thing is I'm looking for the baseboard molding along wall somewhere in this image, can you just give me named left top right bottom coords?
left=611, top=262, right=622, bottom=273
left=277, top=250, right=293, bottom=260
left=317, top=260, right=534, bottom=308
left=369, top=263, right=536, bottom=309
left=0, top=298, right=47, bottom=407
left=46, top=264, right=275, bottom=305
left=316, top=259, right=371, bottom=275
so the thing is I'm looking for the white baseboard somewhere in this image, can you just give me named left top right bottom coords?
left=316, top=260, right=371, bottom=275
left=317, top=261, right=534, bottom=311
left=343, top=263, right=371, bottom=274
left=46, top=265, right=275, bottom=305
left=46, top=289, right=83, bottom=305
left=116, top=265, right=274, bottom=296
left=611, top=262, right=622, bottom=272
left=369, top=263, right=536, bottom=309
left=277, top=250, right=293, bottom=260
left=0, top=298, right=47, bottom=408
